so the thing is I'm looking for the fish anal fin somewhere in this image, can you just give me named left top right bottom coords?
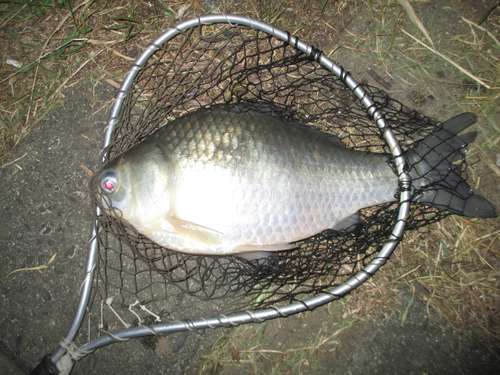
left=163, top=217, right=223, bottom=246
left=233, top=243, right=297, bottom=262
left=332, top=212, right=360, bottom=231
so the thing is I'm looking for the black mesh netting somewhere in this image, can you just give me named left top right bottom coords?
left=87, top=22, right=462, bottom=325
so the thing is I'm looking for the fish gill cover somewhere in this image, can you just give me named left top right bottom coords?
left=87, top=22, right=474, bottom=328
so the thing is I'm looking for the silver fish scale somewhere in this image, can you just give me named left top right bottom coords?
left=155, top=109, right=398, bottom=253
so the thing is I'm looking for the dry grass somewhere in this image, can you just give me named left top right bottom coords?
left=403, top=218, right=500, bottom=349
left=200, top=318, right=356, bottom=375
left=352, top=214, right=500, bottom=353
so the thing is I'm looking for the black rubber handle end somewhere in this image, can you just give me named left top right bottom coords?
left=28, top=355, right=59, bottom=375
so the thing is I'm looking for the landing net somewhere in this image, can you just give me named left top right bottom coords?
left=87, top=16, right=453, bottom=335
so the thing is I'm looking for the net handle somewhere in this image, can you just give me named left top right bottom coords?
left=56, top=14, right=411, bottom=361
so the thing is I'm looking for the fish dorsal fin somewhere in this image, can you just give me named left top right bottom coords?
left=160, top=217, right=223, bottom=246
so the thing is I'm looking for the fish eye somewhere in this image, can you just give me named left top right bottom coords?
left=100, top=170, right=118, bottom=194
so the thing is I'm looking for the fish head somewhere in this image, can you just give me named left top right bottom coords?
left=97, top=138, right=175, bottom=232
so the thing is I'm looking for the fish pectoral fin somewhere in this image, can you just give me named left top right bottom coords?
left=234, top=243, right=297, bottom=253
left=332, top=212, right=360, bottom=231
left=164, top=217, right=223, bottom=246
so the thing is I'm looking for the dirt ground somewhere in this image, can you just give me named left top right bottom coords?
left=1, top=1, right=499, bottom=374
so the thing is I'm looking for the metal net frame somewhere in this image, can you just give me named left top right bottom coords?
left=40, top=15, right=458, bottom=374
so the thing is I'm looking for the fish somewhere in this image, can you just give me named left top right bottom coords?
left=96, top=105, right=497, bottom=259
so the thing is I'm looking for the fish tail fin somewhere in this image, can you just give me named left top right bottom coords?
left=406, top=112, right=497, bottom=218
